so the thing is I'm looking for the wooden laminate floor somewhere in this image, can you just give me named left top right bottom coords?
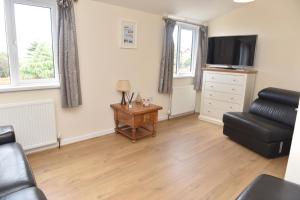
left=28, top=115, right=288, bottom=200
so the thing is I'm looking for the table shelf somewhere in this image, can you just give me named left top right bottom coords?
left=110, top=103, right=162, bottom=143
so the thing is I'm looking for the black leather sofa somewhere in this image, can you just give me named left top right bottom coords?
left=237, top=174, right=300, bottom=200
left=223, top=87, right=300, bottom=158
left=0, top=126, right=47, bottom=200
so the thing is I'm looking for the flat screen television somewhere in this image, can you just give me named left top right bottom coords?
left=207, top=35, right=257, bottom=68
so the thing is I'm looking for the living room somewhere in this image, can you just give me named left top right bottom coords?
left=0, top=0, right=299, bottom=199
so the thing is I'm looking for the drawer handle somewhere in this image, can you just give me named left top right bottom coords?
left=210, top=85, right=214, bottom=88
left=208, top=110, right=211, bottom=113
left=230, top=97, right=234, bottom=100
left=209, top=94, right=213, bottom=97
left=229, top=106, right=233, bottom=109
left=233, top=79, right=237, bottom=82
left=232, top=88, right=235, bottom=91
left=209, top=102, right=212, bottom=105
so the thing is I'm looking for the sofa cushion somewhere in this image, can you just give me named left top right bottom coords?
left=237, top=174, right=300, bottom=200
left=0, top=143, right=36, bottom=198
left=250, top=99, right=297, bottom=127
left=223, top=112, right=293, bottom=143
left=0, top=187, right=46, bottom=200
left=0, top=126, right=15, bottom=145
left=258, top=87, right=300, bottom=107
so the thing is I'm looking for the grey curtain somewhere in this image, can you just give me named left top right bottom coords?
left=158, top=19, right=176, bottom=94
left=194, top=25, right=208, bottom=91
left=57, top=0, right=82, bottom=108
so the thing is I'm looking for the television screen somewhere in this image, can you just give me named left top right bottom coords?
left=207, top=35, right=257, bottom=67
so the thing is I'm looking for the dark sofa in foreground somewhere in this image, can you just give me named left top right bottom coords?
left=0, top=126, right=47, bottom=200
left=223, top=87, right=300, bottom=158
left=237, top=174, right=300, bottom=200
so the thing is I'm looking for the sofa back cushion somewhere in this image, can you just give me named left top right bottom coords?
left=250, top=99, right=297, bottom=127
left=258, top=87, right=300, bottom=107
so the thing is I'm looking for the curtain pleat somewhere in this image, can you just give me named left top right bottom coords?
left=57, top=0, right=82, bottom=108
left=158, top=19, right=176, bottom=94
left=194, top=26, right=208, bottom=91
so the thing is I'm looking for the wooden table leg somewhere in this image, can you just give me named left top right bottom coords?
left=132, top=128, right=136, bottom=143
left=152, top=112, right=158, bottom=137
left=152, top=122, right=157, bottom=137
left=114, top=111, right=119, bottom=134
left=115, top=120, right=119, bottom=134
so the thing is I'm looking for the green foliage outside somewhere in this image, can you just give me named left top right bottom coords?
left=0, top=52, right=9, bottom=78
left=179, top=50, right=192, bottom=73
left=174, top=50, right=192, bottom=74
left=182, top=57, right=192, bottom=68
left=0, top=42, right=54, bottom=80
left=20, top=41, right=54, bottom=80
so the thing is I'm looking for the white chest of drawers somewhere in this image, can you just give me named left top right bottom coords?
left=199, top=68, right=257, bottom=125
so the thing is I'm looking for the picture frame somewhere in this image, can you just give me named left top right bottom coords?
left=120, top=20, right=137, bottom=49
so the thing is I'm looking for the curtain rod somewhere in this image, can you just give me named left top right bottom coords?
left=162, top=17, right=203, bottom=27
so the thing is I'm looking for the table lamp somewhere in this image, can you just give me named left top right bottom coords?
left=116, top=80, right=131, bottom=105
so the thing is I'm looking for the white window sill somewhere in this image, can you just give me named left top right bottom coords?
left=0, top=83, right=60, bottom=93
left=173, top=75, right=195, bottom=79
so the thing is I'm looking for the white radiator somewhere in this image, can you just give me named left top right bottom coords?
left=170, top=85, right=196, bottom=116
left=0, top=100, right=57, bottom=150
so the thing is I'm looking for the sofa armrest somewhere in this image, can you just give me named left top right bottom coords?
left=0, top=125, right=16, bottom=145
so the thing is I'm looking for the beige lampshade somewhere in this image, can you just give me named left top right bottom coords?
left=116, top=80, right=131, bottom=92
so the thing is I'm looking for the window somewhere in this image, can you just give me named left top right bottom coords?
left=0, top=0, right=58, bottom=91
left=0, top=0, right=9, bottom=85
left=173, top=23, right=198, bottom=77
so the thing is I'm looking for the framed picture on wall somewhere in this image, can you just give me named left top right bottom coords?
left=120, top=20, right=137, bottom=49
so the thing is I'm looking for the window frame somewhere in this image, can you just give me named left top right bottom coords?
left=173, top=22, right=199, bottom=78
left=0, top=0, right=59, bottom=92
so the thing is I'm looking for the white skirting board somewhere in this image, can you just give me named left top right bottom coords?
left=60, top=114, right=169, bottom=145
left=198, top=115, right=223, bottom=126
left=26, top=114, right=169, bottom=154
left=60, top=128, right=114, bottom=146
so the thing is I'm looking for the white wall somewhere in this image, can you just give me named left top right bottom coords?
left=285, top=102, right=300, bottom=184
left=0, top=0, right=199, bottom=143
left=209, top=0, right=300, bottom=182
left=208, top=0, right=300, bottom=96
left=0, top=0, right=170, bottom=141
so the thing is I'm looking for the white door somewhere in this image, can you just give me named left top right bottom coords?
left=285, top=101, right=300, bottom=184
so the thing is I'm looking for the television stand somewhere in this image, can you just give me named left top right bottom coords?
left=199, top=68, right=257, bottom=125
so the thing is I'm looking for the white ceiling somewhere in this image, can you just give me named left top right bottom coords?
left=94, top=0, right=245, bottom=22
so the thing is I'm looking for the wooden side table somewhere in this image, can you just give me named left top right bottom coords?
left=110, top=103, right=162, bottom=143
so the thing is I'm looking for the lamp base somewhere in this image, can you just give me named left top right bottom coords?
left=121, top=92, right=126, bottom=105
